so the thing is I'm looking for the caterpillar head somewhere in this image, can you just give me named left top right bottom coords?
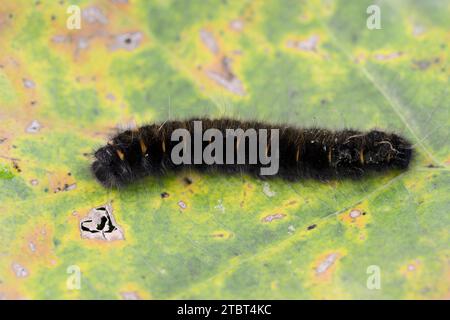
left=91, top=145, right=133, bottom=188
left=364, top=130, right=413, bottom=170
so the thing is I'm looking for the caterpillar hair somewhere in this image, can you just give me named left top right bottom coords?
left=91, top=118, right=413, bottom=188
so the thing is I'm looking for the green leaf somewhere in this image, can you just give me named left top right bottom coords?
left=0, top=0, right=448, bottom=299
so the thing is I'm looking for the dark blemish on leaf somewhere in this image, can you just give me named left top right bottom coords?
left=161, top=192, right=169, bottom=198
left=51, top=15, right=56, bottom=21
left=30, top=100, right=37, bottom=106
left=80, top=203, right=124, bottom=241
left=53, top=238, right=61, bottom=247
left=183, top=177, right=193, bottom=185
left=426, top=163, right=442, bottom=168
left=262, top=213, right=286, bottom=223
left=307, top=224, right=317, bottom=230
left=67, top=172, right=72, bottom=176
left=178, top=200, right=187, bottom=209
left=0, top=137, right=6, bottom=144
left=12, top=161, right=21, bottom=173
left=44, top=188, right=48, bottom=192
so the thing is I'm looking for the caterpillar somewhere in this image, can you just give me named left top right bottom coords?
left=91, top=118, right=413, bottom=188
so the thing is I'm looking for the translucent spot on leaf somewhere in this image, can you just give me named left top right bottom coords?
left=80, top=203, right=124, bottom=241
left=30, top=179, right=39, bottom=186
left=22, top=78, right=35, bottom=89
left=200, top=29, right=219, bottom=54
left=12, top=262, right=28, bottom=278
left=52, top=34, right=69, bottom=43
left=110, top=32, right=143, bottom=51
left=205, top=57, right=245, bottom=96
left=262, top=213, right=285, bottom=223
left=374, top=52, right=403, bottom=61
left=315, top=253, right=338, bottom=274
left=413, top=59, right=432, bottom=70
left=413, top=23, right=426, bottom=36
left=26, top=120, right=41, bottom=133
left=178, top=200, right=187, bottom=209
left=214, top=199, right=225, bottom=213
left=229, top=19, right=244, bottom=32
left=82, top=6, right=108, bottom=25
left=349, top=209, right=361, bottom=218
left=287, top=35, right=319, bottom=52
left=28, top=241, right=36, bottom=252
left=262, top=182, right=276, bottom=197
left=120, top=291, right=140, bottom=300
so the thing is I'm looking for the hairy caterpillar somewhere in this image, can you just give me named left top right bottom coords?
left=91, top=118, right=413, bottom=188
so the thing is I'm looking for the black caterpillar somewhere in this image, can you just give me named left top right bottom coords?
left=91, top=118, right=413, bottom=188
